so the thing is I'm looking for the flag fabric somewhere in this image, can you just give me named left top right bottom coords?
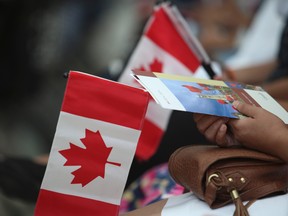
left=34, top=71, right=149, bottom=216
left=118, top=2, right=212, bottom=160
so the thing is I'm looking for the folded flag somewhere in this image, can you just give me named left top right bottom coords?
left=34, top=71, right=149, bottom=216
left=118, top=2, right=212, bottom=160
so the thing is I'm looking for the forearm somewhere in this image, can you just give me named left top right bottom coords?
left=233, top=60, right=277, bottom=85
left=263, top=77, right=288, bottom=100
left=272, top=127, right=288, bottom=163
left=251, top=125, right=288, bottom=163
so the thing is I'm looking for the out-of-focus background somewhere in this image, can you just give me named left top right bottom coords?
left=0, top=0, right=285, bottom=215
left=0, top=0, right=143, bottom=158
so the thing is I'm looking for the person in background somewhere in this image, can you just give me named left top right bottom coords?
left=219, top=0, right=288, bottom=110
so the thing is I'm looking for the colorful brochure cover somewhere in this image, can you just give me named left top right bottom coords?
left=132, top=70, right=288, bottom=124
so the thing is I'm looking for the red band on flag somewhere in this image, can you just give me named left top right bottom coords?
left=35, top=189, right=119, bottom=216
left=62, top=71, right=149, bottom=130
left=135, top=118, right=163, bottom=160
left=145, top=8, right=200, bottom=72
left=118, top=3, right=209, bottom=160
left=35, top=71, right=149, bottom=215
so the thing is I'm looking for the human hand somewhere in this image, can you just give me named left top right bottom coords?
left=193, top=113, right=239, bottom=147
left=228, top=101, right=287, bottom=154
left=213, top=67, right=236, bottom=81
left=194, top=101, right=288, bottom=161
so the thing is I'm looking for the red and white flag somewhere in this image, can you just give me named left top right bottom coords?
left=118, top=2, right=213, bottom=160
left=35, top=71, right=149, bottom=216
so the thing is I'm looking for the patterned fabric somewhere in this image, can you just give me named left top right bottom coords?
left=119, top=163, right=185, bottom=213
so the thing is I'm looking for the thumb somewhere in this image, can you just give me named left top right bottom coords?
left=232, top=101, right=258, bottom=118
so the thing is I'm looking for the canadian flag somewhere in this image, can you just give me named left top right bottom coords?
left=118, top=2, right=213, bottom=160
left=34, top=71, right=149, bottom=216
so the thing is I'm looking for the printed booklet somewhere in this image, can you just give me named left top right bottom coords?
left=132, top=70, right=288, bottom=124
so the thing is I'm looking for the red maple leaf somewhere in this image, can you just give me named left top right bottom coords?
left=134, top=58, right=163, bottom=73
left=149, top=58, right=163, bottom=72
left=137, top=65, right=147, bottom=71
left=133, top=58, right=164, bottom=94
left=130, top=58, right=164, bottom=103
left=59, top=129, right=121, bottom=187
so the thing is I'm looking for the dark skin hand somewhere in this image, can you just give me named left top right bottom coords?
left=193, top=101, right=288, bottom=163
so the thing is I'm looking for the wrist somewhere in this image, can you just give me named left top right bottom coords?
left=272, top=127, right=288, bottom=162
left=224, top=67, right=237, bottom=81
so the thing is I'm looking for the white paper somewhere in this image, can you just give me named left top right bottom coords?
left=162, top=192, right=288, bottom=216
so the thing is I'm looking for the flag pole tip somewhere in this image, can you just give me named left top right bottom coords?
left=63, top=72, right=70, bottom=79
left=201, top=62, right=216, bottom=79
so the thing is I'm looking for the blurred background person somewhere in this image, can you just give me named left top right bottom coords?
left=220, top=0, right=288, bottom=110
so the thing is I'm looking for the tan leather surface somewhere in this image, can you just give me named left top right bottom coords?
left=168, top=145, right=288, bottom=209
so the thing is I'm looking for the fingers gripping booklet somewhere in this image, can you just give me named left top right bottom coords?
left=132, top=70, right=288, bottom=124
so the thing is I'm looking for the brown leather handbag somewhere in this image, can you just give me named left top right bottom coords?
left=168, top=145, right=288, bottom=216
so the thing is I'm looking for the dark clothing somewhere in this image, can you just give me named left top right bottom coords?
left=268, top=17, right=288, bottom=81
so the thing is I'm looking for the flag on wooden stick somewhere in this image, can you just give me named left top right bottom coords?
left=35, top=71, right=149, bottom=216
left=118, top=2, right=213, bottom=160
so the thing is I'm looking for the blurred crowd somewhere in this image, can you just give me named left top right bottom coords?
left=0, top=0, right=287, bottom=215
